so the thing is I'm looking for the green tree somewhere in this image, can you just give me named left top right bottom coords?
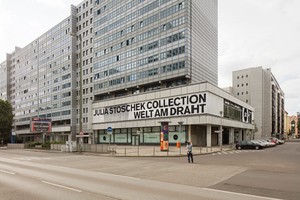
left=0, top=99, right=13, bottom=143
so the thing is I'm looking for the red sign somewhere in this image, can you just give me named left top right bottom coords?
left=30, top=118, right=52, bottom=133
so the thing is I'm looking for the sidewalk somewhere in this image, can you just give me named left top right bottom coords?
left=111, top=145, right=234, bottom=157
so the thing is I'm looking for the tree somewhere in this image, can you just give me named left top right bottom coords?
left=0, top=99, right=13, bottom=143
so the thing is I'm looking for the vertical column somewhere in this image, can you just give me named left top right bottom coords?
left=188, top=125, right=192, bottom=142
left=238, top=129, right=243, bottom=141
left=206, top=125, right=212, bottom=147
left=88, top=133, right=92, bottom=144
left=219, top=125, right=223, bottom=150
left=229, top=128, right=234, bottom=145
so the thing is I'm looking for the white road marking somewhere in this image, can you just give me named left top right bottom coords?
left=41, top=181, right=82, bottom=193
left=13, top=157, right=51, bottom=161
left=0, top=169, right=16, bottom=175
left=202, top=188, right=283, bottom=200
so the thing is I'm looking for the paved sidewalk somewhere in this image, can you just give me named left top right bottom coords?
left=111, top=145, right=234, bottom=157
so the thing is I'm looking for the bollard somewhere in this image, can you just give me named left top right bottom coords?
left=137, top=145, right=139, bottom=157
left=153, top=147, right=155, bottom=156
left=125, top=147, right=126, bottom=156
left=206, top=147, right=208, bottom=152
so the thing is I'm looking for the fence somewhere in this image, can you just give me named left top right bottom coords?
left=7, top=143, right=26, bottom=149
left=114, top=145, right=217, bottom=157
left=51, top=143, right=116, bottom=154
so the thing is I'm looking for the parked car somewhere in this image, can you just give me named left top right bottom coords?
left=271, top=137, right=285, bottom=144
left=252, top=140, right=268, bottom=148
left=259, top=139, right=276, bottom=147
left=235, top=140, right=264, bottom=150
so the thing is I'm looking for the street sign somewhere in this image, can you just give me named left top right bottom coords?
left=107, top=127, right=113, bottom=135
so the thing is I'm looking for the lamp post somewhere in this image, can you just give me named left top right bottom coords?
left=178, top=121, right=183, bottom=154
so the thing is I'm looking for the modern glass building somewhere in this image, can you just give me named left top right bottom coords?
left=0, top=0, right=255, bottom=147
left=92, top=0, right=218, bottom=101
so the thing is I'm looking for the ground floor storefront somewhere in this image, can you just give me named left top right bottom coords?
left=92, top=83, right=255, bottom=148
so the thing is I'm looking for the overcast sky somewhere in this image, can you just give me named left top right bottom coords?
left=0, top=0, right=299, bottom=115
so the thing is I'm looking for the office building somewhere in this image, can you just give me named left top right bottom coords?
left=0, top=0, right=255, bottom=147
left=232, top=67, right=285, bottom=139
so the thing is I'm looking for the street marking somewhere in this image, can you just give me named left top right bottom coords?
left=0, top=169, right=16, bottom=175
left=202, top=188, right=283, bottom=200
left=13, top=157, right=51, bottom=161
left=41, top=181, right=82, bottom=193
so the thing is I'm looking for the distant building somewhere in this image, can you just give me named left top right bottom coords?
left=284, top=111, right=290, bottom=138
left=232, top=67, right=285, bottom=139
left=0, top=60, right=8, bottom=101
left=287, top=115, right=299, bottom=138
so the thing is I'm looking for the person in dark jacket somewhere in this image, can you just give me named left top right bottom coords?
left=186, top=141, right=193, bottom=163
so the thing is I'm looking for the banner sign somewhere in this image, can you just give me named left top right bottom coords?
left=160, top=122, right=169, bottom=151
left=242, top=107, right=253, bottom=123
left=30, top=118, right=52, bottom=133
left=93, top=92, right=224, bottom=123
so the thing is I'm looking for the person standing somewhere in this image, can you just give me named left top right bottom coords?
left=186, top=141, right=193, bottom=163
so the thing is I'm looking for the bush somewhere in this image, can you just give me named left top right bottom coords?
left=28, top=142, right=42, bottom=148
left=42, top=142, right=51, bottom=149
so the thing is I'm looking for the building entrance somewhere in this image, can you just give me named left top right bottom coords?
left=132, top=135, right=139, bottom=146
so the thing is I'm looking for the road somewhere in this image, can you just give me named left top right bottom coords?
left=0, top=142, right=299, bottom=200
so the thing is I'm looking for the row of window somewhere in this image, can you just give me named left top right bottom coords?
left=94, top=15, right=185, bottom=49
left=94, top=45, right=185, bottom=80
left=94, top=1, right=184, bottom=37
left=237, top=74, right=248, bottom=79
left=95, top=0, right=144, bottom=23
left=94, top=60, right=185, bottom=90
left=94, top=32, right=185, bottom=69
left=237, top=83, right=248, bottom=87
left=76, top=0, right=92, bottom=13
left=97, top=29, right=185, bottom=59
left=95, top=0, right=166, bottom=33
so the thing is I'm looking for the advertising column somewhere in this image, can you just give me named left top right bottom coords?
left=160, top=122, right=169, bottom=151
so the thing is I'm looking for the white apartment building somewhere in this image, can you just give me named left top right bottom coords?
left=232, top=67, right=285, bottom=139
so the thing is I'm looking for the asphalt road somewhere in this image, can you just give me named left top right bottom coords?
left=0, top=142, right=299, bottom=200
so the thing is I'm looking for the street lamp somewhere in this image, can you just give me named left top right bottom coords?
left=178, top=121, right=183, bottom=154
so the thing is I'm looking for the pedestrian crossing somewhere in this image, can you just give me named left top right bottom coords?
left=211, top=149, right=265, bottom=156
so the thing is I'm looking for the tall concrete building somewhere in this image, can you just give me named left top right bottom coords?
left=232, top=67, right=285, bottom=139
left=92, top=0, right=218, bottom=100
left=0, top=0, right=255, bottom=147
left=0, top=60, right=8, bottom=101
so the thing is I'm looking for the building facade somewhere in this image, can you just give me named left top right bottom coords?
left=232, top=67, right=285, bottom=139
left=286, top=114, right=299, bottom=138
left=93, top=82, right=254, bottom=147
left=0, top=60, right=8, bottom=101
left=0, top=0, right=256, bottom=147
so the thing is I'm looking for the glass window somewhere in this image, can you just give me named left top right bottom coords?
left=143, top=132, right=159, bottom=143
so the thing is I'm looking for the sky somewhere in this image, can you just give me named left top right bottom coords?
left=0, top=0, right=299, bottom=115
